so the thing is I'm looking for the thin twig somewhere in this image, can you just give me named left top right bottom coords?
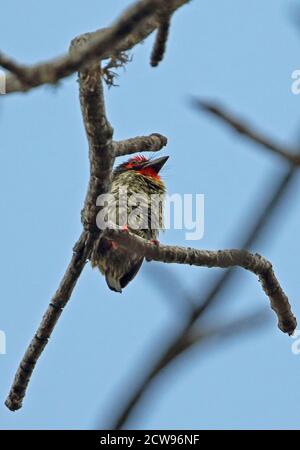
left=192, top=99, right=300, bottom=166
left=0, top=52, right=32, bottom=86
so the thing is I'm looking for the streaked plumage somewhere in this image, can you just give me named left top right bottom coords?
left=91, top=155, right=168, bottom=292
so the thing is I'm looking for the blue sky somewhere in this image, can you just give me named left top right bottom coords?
left=1, top=0, right=300, bottom=429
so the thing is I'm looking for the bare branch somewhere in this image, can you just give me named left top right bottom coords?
left=5, top=40, right=115, bottom=411
left=104, top=228, right=297, bottom=336
left=114, top=133, right=167, bottom=157
left=2, top=0, right=190, bottom=94
left=77, top=66, right=114, bottom=231
left=0, top=52, right=33, bottom=87
left=192, top=99, right=300, bottom=166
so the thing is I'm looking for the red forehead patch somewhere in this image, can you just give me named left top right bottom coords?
left=127, top=155, right=148, bottom=164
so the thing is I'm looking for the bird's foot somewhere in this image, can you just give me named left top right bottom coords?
left=110, top=225, right=128, bottom=251
left=146, top=239, right=160, bottom=261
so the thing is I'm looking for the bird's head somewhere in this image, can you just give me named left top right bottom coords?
left=115, top=155, right=169, bottom=181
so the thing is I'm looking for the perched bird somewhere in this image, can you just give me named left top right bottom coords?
left=91, top=154, right=168, bottom=293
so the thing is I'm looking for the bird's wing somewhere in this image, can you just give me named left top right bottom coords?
left=120, top=257, right=144, bottom=289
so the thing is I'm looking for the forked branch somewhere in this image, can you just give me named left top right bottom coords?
left=5, top=37, right=115, bottom=411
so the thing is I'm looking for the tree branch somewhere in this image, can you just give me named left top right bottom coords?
left=77, top=64, right=114, bottom=231
left=5, top=38, right=115, bottom=411
left=0, top=52, right=33, bottom=87
left=104, top=228, right=297, bottom=336
left=192, top=99, right=300, bottom=166
left=2, top=0, right=190, bottom=94
left=114, top=133, right=167, bottom=157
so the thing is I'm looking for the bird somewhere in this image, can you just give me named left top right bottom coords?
left=91, top=154, right=169, bottom=293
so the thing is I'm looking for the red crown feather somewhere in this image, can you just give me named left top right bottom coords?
left=119, top=155, right=162, bottom=180
left=127, top=154, right=148, bottom=164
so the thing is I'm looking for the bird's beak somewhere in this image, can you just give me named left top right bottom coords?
left=142, top=155, right=169, bottom=173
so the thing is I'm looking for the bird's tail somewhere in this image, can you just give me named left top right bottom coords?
left=105, top=272, right=122, bottom=293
